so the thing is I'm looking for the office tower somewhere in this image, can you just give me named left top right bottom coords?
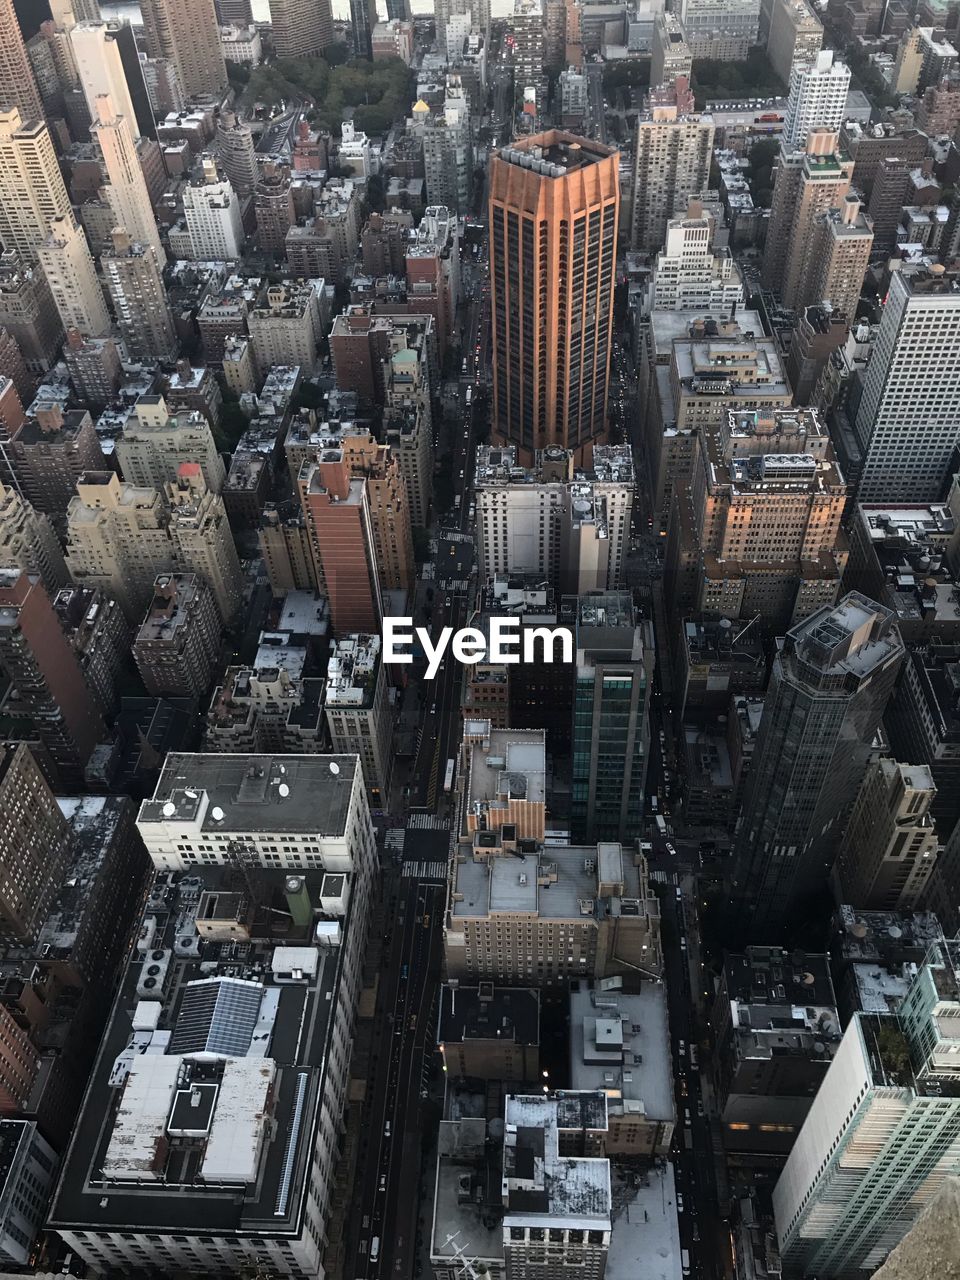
left=512, top=0, right=546, bottom=110
left=325, top=634, right=393, bottom=802
left=0, top=571, right=105, bottom=786
left=765, top=0, right=822, bottom=84
left=762, top=129, right=853, bottom=303
left=383, top=344, right=434, bottom=530
left=799, top=194, right=873, bottom=321
left=49, top=749, right=376, bottom=1278
left=183, top=158, right=244, bottom=260
left=0, top=0, right=44, bottom=123
left=887, top=642, right=960, bottom=835
left=783, top=50, right=851, bottom=151
left=90, top=95, right=165, bottom=264
left=349, top=0, right=377, bottom=57
left=475, top=444, right=634, bottom=591
left=63, top=330, right=123, bottom=408
left=833, top=758, right=939, bottom=911
left=37, top=215, right=110, bottom=339
left=710, top=947, right=840, bottom=1166
left=672, top=406, right=847, bottom=629
left=8, top=406, right=106, bottom=517
left=0, top=482, right=69, bottom=594
left=422, top=77, right=474, bottom=216
left=386, top=0, right=411, bottom=18
left=0, top=112, right=73, bottom=266
left=774, top=938, right=960, bottom=1276
left=71, top=20, right=139, bottom=138
left=731, top=594, right=904, bottom=938
left=117, top=394, right=225, bottom=494
left=571, top=591, right=652, bottom=843
left=0, top=741, right=72, bottom=942
left=269, top=0, right=334, bottom=57
left=855, top=267, right=960, bottom=504
left=140, top=0, right=227, bottom=98
left=651, top=11, right=693, bottom=87
left=648, top=199, right=744, bottom=312
left=681, top=0, right=761, bottom=59
left=215, top=110, right=257, bottom=195
left=632, top=79, right=714, bottom=251
left=133, top=572, right=221, bottom=695
left=0, top=255, right=63, bottom=374
left=299, top=452, right=382, bottom=634
left=101, top=230, right=177, bottom=363
left=489, top=133, right=619, bottom=465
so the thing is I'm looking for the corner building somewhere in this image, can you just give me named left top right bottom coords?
left=489, top=133, right=619, bottom=466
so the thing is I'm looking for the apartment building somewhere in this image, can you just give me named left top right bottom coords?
left=133, top=573, right=221, bottom=697
left=632, top=80, right=713, bottom=252
left=325, top=634, right=393, bottom=803
left=117, top=394, right=225, bottom=494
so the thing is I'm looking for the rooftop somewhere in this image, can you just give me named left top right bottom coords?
left=48, top=863, right=350, bottom=1236
left=789, top=592, right=903, bottom=682
left=569, top=984, right=674, bottom=1124
left=326, top=635, right=380, bottom=708
left=502, top=1092, right=611, bottom=1227
left=451, top=844, right=643, bottom=922
left=496, top=132, right=615, bottom=177
left=437, top=984, right=540, bottom=1049
left=138, top=753, right=359, bottom=835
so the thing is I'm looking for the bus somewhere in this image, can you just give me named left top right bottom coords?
left=465, top=386, right=473, bottom=407
left=443, top=758, right=456, bottom=792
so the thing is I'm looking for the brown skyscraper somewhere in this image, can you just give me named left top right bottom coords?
left=0, top=741, right=71, bottom=942
left=0, top=0, right=44, bottom=124
left=0, top=570, right=105, bottom=786
left=489, top=132, right=619, bottom=466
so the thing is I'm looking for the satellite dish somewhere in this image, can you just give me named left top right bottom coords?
left=211, top=805, right=225, bottom=822
left=278, top=783, right=290, bottom=797
left=162, top=801, right=176, bottom=818
left=329, top=761, right=341, bottom=775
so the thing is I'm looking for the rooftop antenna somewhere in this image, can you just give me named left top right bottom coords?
left=440, top=1233, right=489, bottom=1280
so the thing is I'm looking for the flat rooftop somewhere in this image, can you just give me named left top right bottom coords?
left=569, top=985, right=675, bottom=1123
left=48, top=865, right=348, bottom=1238
left=138, top=753, right=358, bottom=835
left=437, top=984, right=540, bottom=1047
left=497, top=133, right=614, bottom=177
left=452, top=845, right=642, bottom=921
left=503, top=1093, right=611, bottom=1227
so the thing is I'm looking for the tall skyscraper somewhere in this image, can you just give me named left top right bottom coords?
left=730, top=593, right=904, bottom=938
left=140, top=0, right=227, bottom=98
left=70, top=20, right=140, bottom=139
left=631, top=78, right=714, bottom=251
left=0, top=570, right=105, bottom=787
left=782, top=49, right=851, bottom=152
left=215, top=110, right=257, bottom=195
left=422, top=77, right=474, bottom=215
left=268, top=0, right=334, bottom=57
left=489, top=132, right=620, bottom=465
left=854, top=266, right=960, bottom=503
left=90, top=94, right=165, bottom=264
left=763, top=128, right=854, bottom=304
left=512, top=0, right=546, bottom=111
left=0, top=741, right=72, bottom=941
left=799, top=193, right=873, bottom=320
left=0, top=0, right=44, bottom=123
left=350, top=0, right=377, bottom=57
left=571, top=592, right=652, bottom=843
left=0, top=111, right=73, bottom=265
left=773, top=937, right=960, bottom=1276
left=0, top=480, right=70, bottom=595
left=37, top=215, right=111, bottom=338
left=101, top=228, right=177, bottom=364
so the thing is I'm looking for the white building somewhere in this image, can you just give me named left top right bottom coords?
left=855, top=266, right=960, bottom=503
left=325, top=634, right=393, bottom=804
left=0, top=1120, right=57, bottom=1267
left=71, top=20, right=141, bottom=139
left=47, top=752, right=377, bottom=1280
left=783, top=49, right=851, bottom=152
left=37, top=214, right=111, bottom=338
left=90, top=93, right=166, bottom=265
left=773, top=937, right=960, bottom=1276
left=647, top=199, right=744, bottom=313
left=183, top=156, right=244, bottom=261
left=475, top=444, right=634, bottom=592
left=420, top=76, right=473, bottom=215
left=219, top=23, right=262, bottom=64
left=337, top=118, right=375, bottom=178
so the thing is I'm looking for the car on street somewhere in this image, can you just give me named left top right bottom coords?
left=665, top=842, right=677, bottom=857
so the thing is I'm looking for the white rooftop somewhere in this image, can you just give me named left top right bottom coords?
left=200, top=1058, right=276, bottom=1184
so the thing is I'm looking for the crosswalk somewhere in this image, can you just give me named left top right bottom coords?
left=402, top=860, right=448, bottom=881
left=407, top=814, right=449, bottom=830
left=384, top=829, right=406, bottom=851
left=650, top=870, right=669, bottom=884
